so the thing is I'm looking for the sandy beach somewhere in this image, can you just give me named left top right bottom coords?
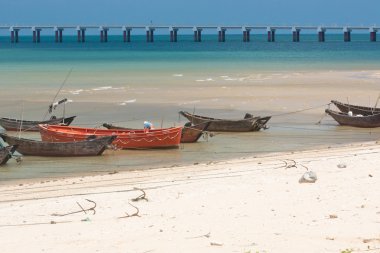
left=1, top=140, right=379, bottom=253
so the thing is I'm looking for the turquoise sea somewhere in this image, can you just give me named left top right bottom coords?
left=0, top=34, right=379, bottom=182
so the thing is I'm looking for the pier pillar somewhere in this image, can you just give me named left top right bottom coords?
left=146, top=27, right=154, bottom=42
left=55, top=30, right=59, bottom=43
left=59, top=29, right=63, bottom=43
left=343, top=27, right=351, bottom=42
left=267, top=27, right=275, bottom=42
left=292, top=27, right=300, bottom=42
left=15, top=30, right=19, bottom=43
left=318, top=27, right=326, bottom=42
left=10, top=27, right=20, bottom=43
left=81, top=29, right=85, bottom=43
left=99, top=27, right=108, bottom=42
left=242, top=27, right=251, bottom=42
left=122, top=27, right=131, bottom=42
left=10, top=30, right=15, bottom=43
left=193, top=27, right=202, bottom=42
left=36, top=29, right=41, bottom=43
left=217, top=27, right=226, bottom=42
left=76, top=27, right=85, bottom=43
left=169, top=27, right=178, bottom=42
left=32, top=27, right=41, bottom=43
left=369, top=27, right=377, bottom=42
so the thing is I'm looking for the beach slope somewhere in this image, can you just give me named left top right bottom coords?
left=0, top=141, right=379, bottom=253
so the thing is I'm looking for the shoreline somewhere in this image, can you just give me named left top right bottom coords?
left=0, top=140, right=379, bottom=252
left=0, top=137, right=377, bottom=186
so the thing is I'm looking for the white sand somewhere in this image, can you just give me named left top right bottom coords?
left=0, top=141, right=379, bottom=253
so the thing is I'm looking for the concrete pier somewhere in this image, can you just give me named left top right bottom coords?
left=54, top=26, right=63, bottom=43
left=76, top=27, right=85, bottom=43
left=122, top=27, right=131, bottom=42
left=100, top=27, right=108, bottom=42
left=169, top=27, right=178, bottom=42
left=370, top=27, right=377, bottom=42
left=10, top=27, right=20, bottom=43
left=32, top=27, right=41, bottom=43
left=242, top=27, right=251, bottom=42
left=193, top=27, right=202, bottom=42
left=343, top=27, right=351, bottom=42
left=54, top=27, right=63, bottom=43
left=218, top=27, right=226, bottom=42
left=2, top=24, right=380, bottom=45
left=318, top=27, right=326, bottom=42
left=267, top=27, right=275, bottom=42
left=146, top=27, right=154, bottom=42
left=292, top=27, right=300, bottom=42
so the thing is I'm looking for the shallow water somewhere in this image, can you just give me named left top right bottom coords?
left=0, top=34, right=379, bottom=182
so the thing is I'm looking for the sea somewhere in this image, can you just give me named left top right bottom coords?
left=0, top=33, right=380, bottom=182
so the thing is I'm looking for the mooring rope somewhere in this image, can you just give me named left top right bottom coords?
left=269, top=103, right=331, bottom=118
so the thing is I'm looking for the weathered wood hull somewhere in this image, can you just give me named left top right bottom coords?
left=331, top=100, right=380, bottom=116
left=179, top=111, right=271, bottom=132
left=0, top=133, right=115, bottom=156
left=0, top=145, right=18, bottom=165
left=39, top=124, right=182, bottom=149
left=102, top=122, right=210, bottom=143
left=0, top=116, right=76, bottom=131
left=180, top=122, right=211, bottom=143
left=325, top=109, right=380, bottom=128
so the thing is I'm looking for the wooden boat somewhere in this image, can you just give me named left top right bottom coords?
left=325, top=109, right=380, bottom=128
left=102, top=121, right=211, bottom=143
left=179, top=111, right=271, bottom=132
left=0, top=145, right=18, bottom=165
left=0, top=133, right=115, bottom=156
left=39, top=124, right=182, bottom=149
left=0, top=116, right=76, bottom=132
left=331, top=100, right=380, bottom=116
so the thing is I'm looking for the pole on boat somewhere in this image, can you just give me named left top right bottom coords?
left=43, top=68, right=73, bottom=121
left=372, top=93, right=380, bottom=113
left=18, top=102, right=24, bottom=139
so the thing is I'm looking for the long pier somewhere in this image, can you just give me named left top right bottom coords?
left=0, top=25, right=378, bottom=43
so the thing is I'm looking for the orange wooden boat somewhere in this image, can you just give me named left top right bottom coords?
left=38, top=124, right=182, bottom=149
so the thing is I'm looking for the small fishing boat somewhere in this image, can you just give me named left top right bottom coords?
left=0, top=116, right=76, bottom=132
left=0, top=133, right=115, bottom=156
left=179, top=111, right=271, bottom=132
left=102, top=121, right=211, bottom=143
left=331, top=100, right=380, bottom=116
left=325, top=109, right=380, bottom=128
left=0, top=145, right=18, bottom=165
left=39, top=124, right=182, bottom=149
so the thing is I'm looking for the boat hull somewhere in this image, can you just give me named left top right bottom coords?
left=0, top=145, right=18, bottom=165
left=180, top=122, right=211, bottom=143
left=39, top=124, right=182, bottom=149
left=179, top=111, right=271, bottom=132
left=103, top=122, right=210, bottom=143
left=0, top=116, right=76, bottom=131
left=325, top=109, right=380, bottom=128
left=0, top=133, right=114, bottom=156
left=331, top=100, right=380, bottom=116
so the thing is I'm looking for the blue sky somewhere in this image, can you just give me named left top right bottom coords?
left=1, top=0, right=379, bottom=26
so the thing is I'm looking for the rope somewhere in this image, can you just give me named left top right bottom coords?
left=269, top=103, right=331, bottom=117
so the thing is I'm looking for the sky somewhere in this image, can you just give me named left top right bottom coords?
left=1, top=0, right=379, bottom=26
